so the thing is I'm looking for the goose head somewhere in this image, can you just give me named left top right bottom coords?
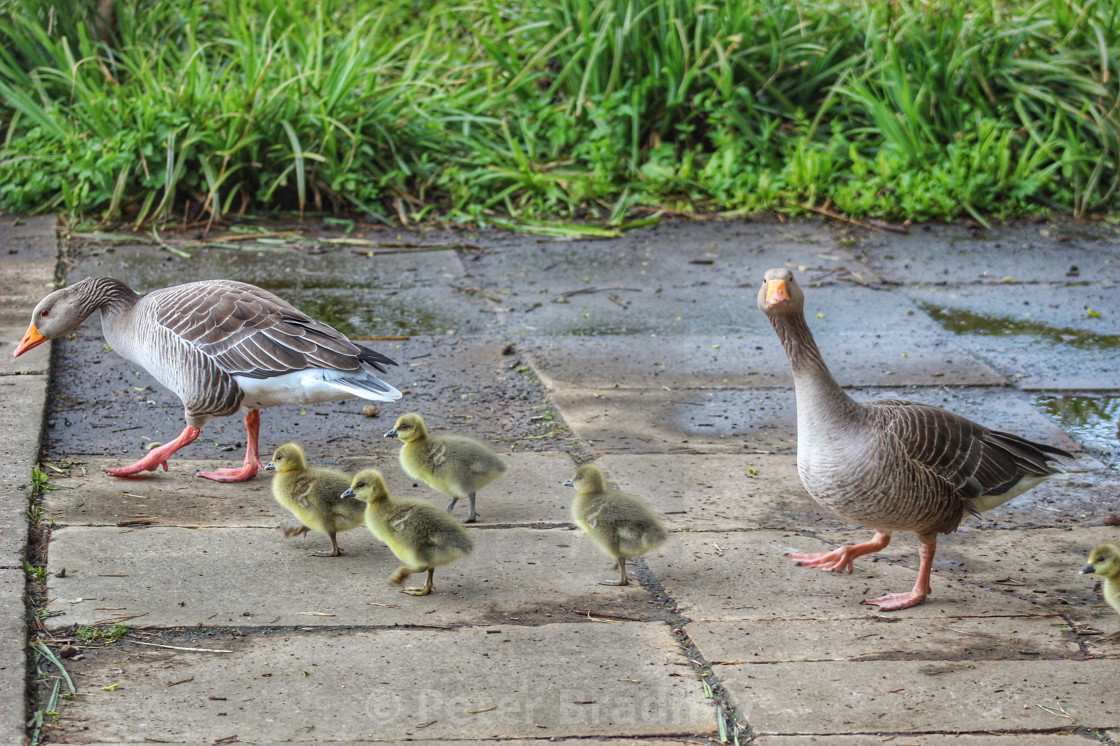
left=265, top=442, right=308, bottom=473
left=341, top=468, right=390, bottom=503
left=384, top=412, right=427, bottom=443
left=15, top=281, right=98, bottom=356
left=1081, top=543, right=1120, bottom=579
left=564, top=463, right=607, bottom=494
left=756, top=267, right=804, bottom=318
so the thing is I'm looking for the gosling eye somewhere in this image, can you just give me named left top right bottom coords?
left=357, top=481, right=366, bottom=489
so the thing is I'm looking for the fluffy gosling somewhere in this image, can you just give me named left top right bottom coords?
left=384, top=412, right=507, bottom=523
left=564, top=463, right=668, bottom=586
left=1081, top=542, right=1120, bottom=640
left=265, top=442, right=365, bottom=557
left=342, top=468, right=474, bottom=596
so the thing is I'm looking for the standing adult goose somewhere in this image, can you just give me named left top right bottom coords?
left=14, top=276, right=401, bottom=482
left=758, top=267, right=1072, bottom=610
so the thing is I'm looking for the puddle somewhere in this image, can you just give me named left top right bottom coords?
left=919, top=303, right=1120, bottom=351
left=1033, top=394, right=1120, bottom=469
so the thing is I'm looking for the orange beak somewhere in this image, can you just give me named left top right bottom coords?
left=765, top=279, right=790, bottom=307
left=13, top=322, right=46, bottom=357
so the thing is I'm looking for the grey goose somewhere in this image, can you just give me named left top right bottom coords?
left=15, top=276, right=400, bottom=482
left=758, top=267, right=1071, bottom=610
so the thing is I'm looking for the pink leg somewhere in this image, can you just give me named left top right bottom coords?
left=864, top=535, right=936, bottom=611
left=786, top=530, right=892, bottom=574
left=103, top=426, right=201, bottom=477
left=198, top=410, right=263, bottom=483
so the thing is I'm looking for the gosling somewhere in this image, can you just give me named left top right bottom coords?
left=564, top=463, right=668, bottom=586
left=342, top=468, right=474, bottom=596
left=1081, top=542, right=1120, bottom=640
left=384, top=412, right=507, bottom=523
left=265, top=443, right=365, bottom=557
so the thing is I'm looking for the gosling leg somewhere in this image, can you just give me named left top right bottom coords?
left=404, top=568, right=435, bottom=596
left=389, top=565, right=413, bottom=586
left=312, top=531, right=343, bottom=558
left=599, top=557, right=630, bottom=586
left=462, top=491, right=478, bottom=523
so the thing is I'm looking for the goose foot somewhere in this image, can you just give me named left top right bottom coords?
left=863, top=589, right=928, bottom=611
left=198, top=461, right=261, bottom=483
left=863, top=536, right=936, bottom=612
left=104, top=426, right=201, bottom=477
left=786, top=531, right=892, bottom=573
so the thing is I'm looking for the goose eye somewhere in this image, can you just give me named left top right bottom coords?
left=40, top=309, right=50, bottom=318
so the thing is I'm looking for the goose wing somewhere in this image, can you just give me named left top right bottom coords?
left=148, top=280, right=396, bottom=379
left=870, top=399, right=1070, bottom=501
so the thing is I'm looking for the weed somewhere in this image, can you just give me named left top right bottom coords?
left=71, top=623, right=129, bottom=645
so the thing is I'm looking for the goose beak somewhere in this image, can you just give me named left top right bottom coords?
left=764, top=279, right=790, bottom=308
left=13, top=322, right=46, bottom=357
left=383, top=428, right=398, bottom=438
left=340, top=487, right=355, bottom=499
left=1080, top=562, right=1095, bottom=574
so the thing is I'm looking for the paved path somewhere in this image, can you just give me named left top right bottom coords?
left=2, top=216, right=1119, bottom=744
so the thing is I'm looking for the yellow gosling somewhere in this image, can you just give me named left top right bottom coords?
left=564, top=463, right=667, bottom=586
left=342, top=468, right=473, bottom=596
left=265, top=442, right=364, bottom=557
left=384, top=412, right=506, bottom=523
left=1081, top=542, right=1120, bottom=640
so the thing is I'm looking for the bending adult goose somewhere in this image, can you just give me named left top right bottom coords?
left=14, top=276, right=401, bottom=482
left=758, top=267, right=1072, bottom=610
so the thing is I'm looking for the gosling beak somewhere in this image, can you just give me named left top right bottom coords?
left=340, top=487, right=355, bottom=499
left=264, top=461, right=275, bottom=471
left=562, top=478, right=574, bottom=487
left=765, top=279, right=790, bottom=308
left=384, top=428, right=398, bottom=438
left=1080, top=562, right=1095, bottom=574
left=13, top=322, right=46, bottom=357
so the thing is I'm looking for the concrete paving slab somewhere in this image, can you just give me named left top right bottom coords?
left=0, top=374, right=47, bottom=568
left=904, top=284, right=1120, bottom=389
left=688, top=615, right=1079, bottom=666
left=852, top=219, right=1120, bottom=285
left=525, top=329, right=1004, bottom=390
left=924, top=526, right=1120, bottom=653
left=753, top=734, right=1102, bottom=745
left=594, top=453, right=851, bottom=532
left=551, top=384, right=1089, bottom=457
left=0, top=569, right=27, bottom=746
left=646, top=530, right=1045, bottom=622
left=717, top=658, right=1120, bottom=735
left=46, top=452, right=578, bottom=529
left=475, top=217, right=841, bottom=296
left=44, top=525, right=665, bottom=629
left=47, top=623, right=714, bottom=742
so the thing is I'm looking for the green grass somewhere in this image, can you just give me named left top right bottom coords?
left=2, top=0, right=1120, bottom=224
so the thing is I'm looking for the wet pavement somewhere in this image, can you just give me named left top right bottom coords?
left=1, top=215, right=1120, bottom=744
